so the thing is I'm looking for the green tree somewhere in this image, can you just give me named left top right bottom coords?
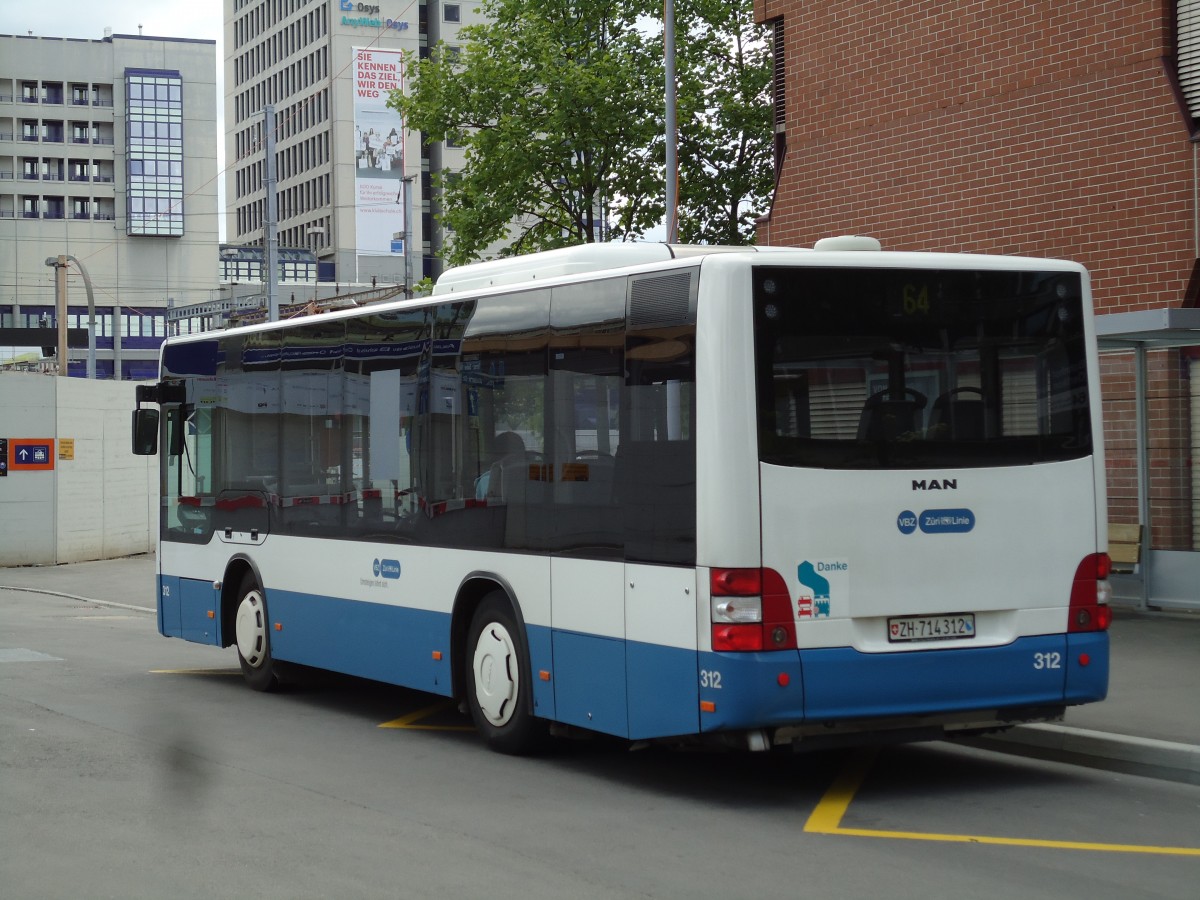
left=392, top=0, right=664, bottom=266
left=391, top=0, right=773, bottom=263
left=674, top=0, right=774, bottom=244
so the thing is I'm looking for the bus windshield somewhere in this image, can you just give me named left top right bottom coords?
left=752, top=266, right=1092, bottom=469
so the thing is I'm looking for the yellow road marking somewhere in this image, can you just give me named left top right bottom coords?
left=149, top=668, right=242, bottom=676
left=806, top=748, right=1200, bottom=857
left=379, top=701, right=475, bottom=732
left=804, top=747, right=879, bottom=832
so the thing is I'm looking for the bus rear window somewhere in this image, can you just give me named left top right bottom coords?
left=752, top=267, right=1091, bottom=469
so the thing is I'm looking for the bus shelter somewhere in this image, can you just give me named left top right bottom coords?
left=1095, top=306, right=1200, bottom=611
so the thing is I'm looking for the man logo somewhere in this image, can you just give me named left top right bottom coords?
left=913, top=478, right=957, bottom=491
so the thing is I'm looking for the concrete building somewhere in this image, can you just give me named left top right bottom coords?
left=753, top=0, right=1200, bottom=608
left=0, top=31, right=219, bottom=379
left=226, top=0, right=482, bottom=289
left=0, top=372, right=155, bottom=565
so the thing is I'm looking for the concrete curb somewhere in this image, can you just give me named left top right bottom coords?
left=958, top=723, right=1200, bottom=786
left=0, top=584, right=155, bottom=615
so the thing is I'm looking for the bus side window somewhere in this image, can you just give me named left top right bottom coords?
left=621, top=332, right=696, bottom=565
left=549, top=277, right=626, bottom=557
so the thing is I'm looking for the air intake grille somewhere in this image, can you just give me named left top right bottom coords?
left=629, top=272, right=694, bottom=329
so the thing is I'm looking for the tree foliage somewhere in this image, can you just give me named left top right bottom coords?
left=391, top=0, right=772, bottom=264
left=675, top=0, right=774, bottom=244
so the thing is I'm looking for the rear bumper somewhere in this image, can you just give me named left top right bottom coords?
left=698, top=631, right=1108, bottom=736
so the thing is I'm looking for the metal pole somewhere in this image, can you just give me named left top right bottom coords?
left=664, top=0, right=678, bottom=243
left=111, top=299, right=122, bottom=380
left=54, top=254, right=67, bottom=374
left=64, top=255, right=96, bottom=379
left=264, top=105, right=280, bottom=321
left=1134, top=344, right=1151, bottom=610
left=403, top=176, right=413, bottom=296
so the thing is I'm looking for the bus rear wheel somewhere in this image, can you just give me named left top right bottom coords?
left=234, top=574, right=279, bottom=692
left=465, top=592, right=545, bottom=754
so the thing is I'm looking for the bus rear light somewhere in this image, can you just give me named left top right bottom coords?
left=711, top=568, right=762, bottom=596
left=711, top=567, right=797, bottom=651
left=713, top=598, right=762, bottom=623
left=712, top=624, right=764, bottom=652
left=1068, top=553, right=1112, bottom=633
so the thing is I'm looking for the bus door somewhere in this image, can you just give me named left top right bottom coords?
left=620, top=273, right=700, bottom=740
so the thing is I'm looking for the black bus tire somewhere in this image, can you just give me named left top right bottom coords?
left=465, top=591, right=546, bottom=754
left=234, top=573, right=279, bottom=692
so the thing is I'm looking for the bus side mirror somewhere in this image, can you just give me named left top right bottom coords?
left=132, top=408, right=159, bottom=456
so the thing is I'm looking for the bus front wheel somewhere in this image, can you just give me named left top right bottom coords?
left=465, top=592, right=544, bottom=754
left=234, top=574, right=279, bottom=692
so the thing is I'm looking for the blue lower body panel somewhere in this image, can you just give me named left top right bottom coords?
left=157, top=575, right=219, bottom=646
left=162, top=576, right=1108, bottom=740
left=550, top=631, right=701, bottom=740
left=1064, top=631, right=1109, bottom=704
left=699, top=633, right=1109, bottom=732
left=269, top=590, right=454, bottom=697
left=551, top=630, right=628, bottom=737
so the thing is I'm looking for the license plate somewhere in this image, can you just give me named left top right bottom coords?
left=888, top=613, right=976, bottom=643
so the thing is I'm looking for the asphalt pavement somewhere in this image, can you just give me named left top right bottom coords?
left=2, top=554, right=1197, bottom=784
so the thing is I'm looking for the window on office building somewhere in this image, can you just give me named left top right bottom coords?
left=125, top=69, right=185, bottom=236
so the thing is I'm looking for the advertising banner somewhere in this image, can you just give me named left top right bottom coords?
left=353, top=47, right=406, bottom=273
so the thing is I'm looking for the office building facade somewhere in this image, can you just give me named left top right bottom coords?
left=0, top=31, right=219, bottom=378
left=226, top=0, right=481, bottom=287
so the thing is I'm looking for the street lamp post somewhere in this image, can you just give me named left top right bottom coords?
left=44, top=254, right=97, bottom=378
left=263, top=105, right=280, bottom=322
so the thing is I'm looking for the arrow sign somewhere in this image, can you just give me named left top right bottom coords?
left=9, top=439, right=55, bottom=472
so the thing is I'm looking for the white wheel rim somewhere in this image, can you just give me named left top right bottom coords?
left=472, top=621, right=519, bottom=727
left=235, top=590, right=268, bottom=668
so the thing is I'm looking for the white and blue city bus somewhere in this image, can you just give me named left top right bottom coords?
left=132, top=239, right=1111, bottom=754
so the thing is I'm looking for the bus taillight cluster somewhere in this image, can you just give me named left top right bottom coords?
left=1069, top=553, right=1113, bottom=632
left=710, top=568, right=797, bottom=652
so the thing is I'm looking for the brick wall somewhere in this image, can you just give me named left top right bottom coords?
left=754, top=0, right=1191, bottom=314
left=756, top=0, right=1196, bottom=550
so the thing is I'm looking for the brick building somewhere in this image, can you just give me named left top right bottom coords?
left=754, top=0, right=1200, bottom=604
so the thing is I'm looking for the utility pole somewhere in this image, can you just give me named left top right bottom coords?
left=402, top=175, right=414, bottom=296
left=264, top=105, right=280, bottom=321
left=665, top=0, right=678, bottom=243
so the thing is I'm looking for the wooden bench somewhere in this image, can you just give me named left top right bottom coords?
left=1108, top=523, right=1143, bottom=574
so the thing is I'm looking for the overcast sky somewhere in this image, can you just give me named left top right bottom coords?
left=0, top=1, right=222, bottom=45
